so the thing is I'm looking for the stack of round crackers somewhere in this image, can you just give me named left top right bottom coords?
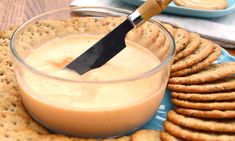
left=161, top=24, right=235, bottom=141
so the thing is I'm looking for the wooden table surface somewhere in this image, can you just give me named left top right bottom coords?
left=0, top=0, right=234, bottom=56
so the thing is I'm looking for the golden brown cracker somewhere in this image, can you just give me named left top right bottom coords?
left=0, top=28, right=19, bottom=94
left=171, top=91, right=235, bottom=101
left=162, top=23, right=175, bottom=37
left=169, top=62, right=235, bottom=84
left=0, top=112, right=48, bottom=134
left=0, top=129, right=81, bottom=141
left=170, top=44, right=222, bottom=77
left=174, top=33, right=200, bottom=62
left=0, top=129, right=43, bottom=141
left=0, top=92, right=34, bottom=122
left=174, top=29, right=190, bottom=53
left=172, top=98, right=235, bottom=110
left=171, top=40, right=214, bottom=72
left=138, top=22, right=161, bottom=47
left=164, top=120, right=235, bottom=141
left=168, top=110, right=235, bottom=133
left=175, top=108, right=235, bottom=119
left=168, top=77, right=235, bottom=93
left=160, top=132, right=182, bottom=141
left=148, top=31, right=166, bottom=55
left=131, top=130, right=161, bottom=141
left=157, top=36, right=171, bottom=60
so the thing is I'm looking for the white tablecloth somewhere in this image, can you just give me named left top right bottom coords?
left=71, top=0, right=235, bottom=48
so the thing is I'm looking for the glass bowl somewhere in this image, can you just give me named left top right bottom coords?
left=10, top=7, right=175, bottom=138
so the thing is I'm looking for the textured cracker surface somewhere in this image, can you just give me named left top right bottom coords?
left=170, top=44, right=222, bottom=77
left=174, top=33, right=200, bottom=62
left=168, top=77, right=235, bottom=93
left=169, top=62, right=235, bottom=84
left=168, top=110, right=235, bottom=133
left=171, top=91, right=235, bottom=101
left=174, top=28, right=190, bottom=53
left=172, top=98, right=235, bottom=110
left=164, top=121, right=235, bottom=141
left=175, top=108, right=235, bottom=119
left=171, top=40, right=215, bottom=72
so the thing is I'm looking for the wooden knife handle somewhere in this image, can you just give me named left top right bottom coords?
left=137, top=0, right=172, bottom=21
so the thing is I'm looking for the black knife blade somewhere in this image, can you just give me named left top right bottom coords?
left=65, top=19, right=134, bottom=75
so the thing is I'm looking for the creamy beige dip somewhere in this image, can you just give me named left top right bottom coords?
left=16, top=35, right=165, bottom=137
left=175, top=0, right=228, bottom=10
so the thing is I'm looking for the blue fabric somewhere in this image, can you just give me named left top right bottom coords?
left=142, top=48, right=235, bottom=130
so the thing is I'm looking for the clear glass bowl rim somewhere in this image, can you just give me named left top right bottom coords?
left=10, top=6, right=176, bottom=84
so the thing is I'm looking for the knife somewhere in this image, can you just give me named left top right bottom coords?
left=66, top=0, right=172, bottom=75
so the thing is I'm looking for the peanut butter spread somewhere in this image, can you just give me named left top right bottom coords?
left=175, top=0, right=228, bottom=10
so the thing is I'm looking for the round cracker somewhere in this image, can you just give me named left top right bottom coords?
left=169, top=62, right=235, bottom=84
left=168, top=110, right=235, bottom=133
left=171, top=91, right=235, bottom=101
left=174, top=28, right=190, bottom=53
left=174, top=33, right=200, bottom=62
left=164, top=120, right=235, bottom=141
left=149, top=32, right=167, bottom=58
left=162, top=23, right=175, bottom=37
left=170, top=44, right=222, bottom=77
left=160, top=132, right=182, bottom=141
left=175, top=108, right=235, bottom=119
left=168, top=77, right=235, bottom=93
left=171, top=40, right=214, bottom=72
left=157, top=37, right=171, bottom=60
left=131, top=130, right=161, bottom=141
left=172, top=98, right=235, bottom=110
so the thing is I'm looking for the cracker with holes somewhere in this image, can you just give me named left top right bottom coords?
left=171, top=40, right=214, bottom=72
left=164, top=120, right=235, bottom=141
left=0, top=112, right=48, bottom=134
left=174, top=29, right=190, bottom=53
left=170, top=44, right=222, bottom=77
left=168, top=77, right=235, bottom=93
left=175, top=108, right=235, bottom=119
left=171, top=91, right=235, bottom=101
left=131, top=130, right=161, bottom=141
left=174, top=33, right=200, bottom=62
left=148, top=31, right=166, bottom=52
left=172, top=98, right=235, bottom=110
left=168, top=110, right=235, bottom=133
left=162, top=23, right=175, bottom=37
left=169, top=62, right=235, bottom=84
left=0, top=129, right=81, bottom=141
left=0, top=92, right=29, bottom=117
